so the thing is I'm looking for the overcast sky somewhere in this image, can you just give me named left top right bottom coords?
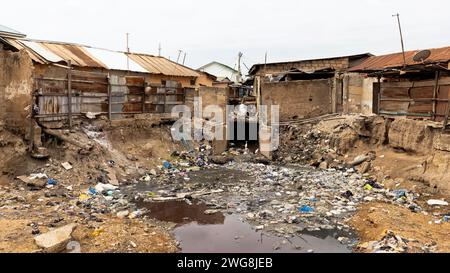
left=2, top=0, right=449, bottom=73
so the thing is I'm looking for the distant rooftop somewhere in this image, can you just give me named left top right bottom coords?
left=0, top=24, right=26, bottom=38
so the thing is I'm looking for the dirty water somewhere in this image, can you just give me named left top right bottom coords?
left=137, top=200, right=351, bottom=253
left=136, top=200, right=225, bottom=225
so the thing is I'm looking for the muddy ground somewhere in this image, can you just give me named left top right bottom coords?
left=0, top=115, right=449, bottom=253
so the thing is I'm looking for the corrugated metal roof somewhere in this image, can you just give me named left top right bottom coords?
left=0, top=24, right=26, bottom=38
left=2, top=37, right=200, bottom=77
left=83, top=47, right=148, bottom=73
left=248, top=53, right=373, bottom=75
left=349, top=46, right=450, bottom=72
left=127, top=53, right=200, bottom=77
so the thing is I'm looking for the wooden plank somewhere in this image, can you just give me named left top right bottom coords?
left=107, top=74, right=112, bottom=120
left=381, top=78, right=450, bottom=88
left=67, top=60, right=72, bottom=128
left=432, top=71, right=440, bottom=120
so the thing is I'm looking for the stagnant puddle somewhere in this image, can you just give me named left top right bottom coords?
left=137, top=200, right=351, bottom=253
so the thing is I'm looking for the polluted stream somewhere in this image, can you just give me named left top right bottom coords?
left=127, top=163, right=369, bottom=253
left=136, top=199, right=350, bottom=253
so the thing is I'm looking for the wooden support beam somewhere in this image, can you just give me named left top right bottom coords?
left=67, top=60, right=72, bottom=128
left=432, top=71, right=440, bottom=121
left=443, top=100, right=450, bottom=131
left=107, top=73, right=112, bottom=121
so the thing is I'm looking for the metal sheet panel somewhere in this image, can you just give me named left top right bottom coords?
left=84, top=47, right=148, bottom=73
left=21, top=40, right=64, bottom=63
left=128, top=53, right=199, bottom=77
left=350, top=46, right=450, bottom=71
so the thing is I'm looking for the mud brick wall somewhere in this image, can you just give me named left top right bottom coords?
left=255, top=58, right=349, bottom=76
left=0, top=50, right=34, bottom=135
left=261, top=79, right=333, bottom=122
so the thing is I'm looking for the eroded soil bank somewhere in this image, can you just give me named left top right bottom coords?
left=0, top=114, right=449, bottom=253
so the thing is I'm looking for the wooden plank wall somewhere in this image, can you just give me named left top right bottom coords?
left=35, top=68, right=188, bottom=127
left=379, top=76, right=450, bottom=121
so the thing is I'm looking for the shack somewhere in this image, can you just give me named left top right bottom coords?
left=349, top=46, right=450, bottom=127
left=0, top=35, right=214, bottom=134
left=249, top=53, right=373, bottom=122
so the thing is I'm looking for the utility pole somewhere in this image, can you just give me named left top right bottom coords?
left=237, top=52, right=243, bottom=83
left=392, top=13, right=407, bottom=68
left=126, top=33, right=130, bottom=70
left=176, top=50, right=182, bottom=63
left=182, top=52, right=187, bottom=65
left=158, top=42, right=162, bottom=57
left=264, top=52, right=268, bottom=75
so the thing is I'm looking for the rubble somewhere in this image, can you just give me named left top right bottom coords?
left=34, top=223, right=77, bottom=253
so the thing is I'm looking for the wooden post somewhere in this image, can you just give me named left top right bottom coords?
left=67, top=60, right=72, bottom=128
left=107, top=73, right=112, bottom=120
left=164, top=88, right=167, bottom=113
left=443, top=101, right=450, bottom=131
left=432, top=71, right=440, bottom=121
left=142, top=82, right=146, bottom=114
left=29, top=91, right=36, bottom=152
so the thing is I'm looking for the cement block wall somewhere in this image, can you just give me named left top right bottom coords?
left=0, top=49, right=34, bottom=135
left=254, top=58, right=349, bottom=76
left=261, top=79, right=333, bottom=122
left=343, top=73, right=376, bottom=115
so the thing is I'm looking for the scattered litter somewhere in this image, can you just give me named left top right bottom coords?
left=427, top=199, right=448, bottom=206
left=47, top=178, right=57, bottom=186
left=298, top=205, right=314, bottom=213
left=61, top=162, right=73, bottom=171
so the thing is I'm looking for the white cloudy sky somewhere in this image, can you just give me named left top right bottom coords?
left=2, top=0, right=449, bottom=72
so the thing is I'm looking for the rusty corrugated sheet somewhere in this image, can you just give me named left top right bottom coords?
left=350, top=46, right=450, bottom=72
left=4, top=37, right=200, bottom=77
left=37, top=42, right=106, bottom=68
left=127, top=53, right=199, bottom=77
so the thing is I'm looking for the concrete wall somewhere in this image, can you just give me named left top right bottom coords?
left=343, top=73, right=376, bottom=115
left=261, top=79, right=333, bottom=122
left=0, top=49, right=33, bottom=135
left=185, top=87, right=228, bottom=154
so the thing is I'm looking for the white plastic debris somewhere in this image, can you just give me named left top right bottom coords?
left=61, top=162, right=73, bottom=170
left=427, top=199, right=448, bottom=206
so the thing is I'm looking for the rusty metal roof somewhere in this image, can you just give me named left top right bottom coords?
left=349, top=46, right=450, bottom=72
left=127, top=53, right=199, bottom=77
left=2, top=37, right=199, bottom=77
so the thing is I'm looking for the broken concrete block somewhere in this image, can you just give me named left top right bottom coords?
left=349, top=154, right=370, bottom=167
left=358, top=162, right=372, bottom=174
left=117, top=210, right=130, bottom=218
left=34, top=223, right=77, bottom=253
left=17, top=174, right=48, bottom=189
left=319, top=161, right=329, bottom=170
left=210, top=156, right=232, bottom=165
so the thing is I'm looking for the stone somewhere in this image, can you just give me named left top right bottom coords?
left=117, top=210, right=130, bottom=218
left=34, top=223, right=77, bottom=253
left=319, top=161, right=329, bottom=170
left=349, top=155, right=369, bottom=167
left=210, top=156, right=232, bottom=165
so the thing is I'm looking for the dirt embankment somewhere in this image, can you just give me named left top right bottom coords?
left=277, top=115, right=450, bottom=252
left=0, top=118, right=182, bottom=253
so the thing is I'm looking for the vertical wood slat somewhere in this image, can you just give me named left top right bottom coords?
left=107, top=73, right=112, bottom=120
left=142, top=82, right=147, bottom=113
left=432, top=71, right=440, bottom=121
left=67, top=60, right=72, bottom=128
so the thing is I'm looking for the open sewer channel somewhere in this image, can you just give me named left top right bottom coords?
left=136, top=200, right=352, bottom=253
